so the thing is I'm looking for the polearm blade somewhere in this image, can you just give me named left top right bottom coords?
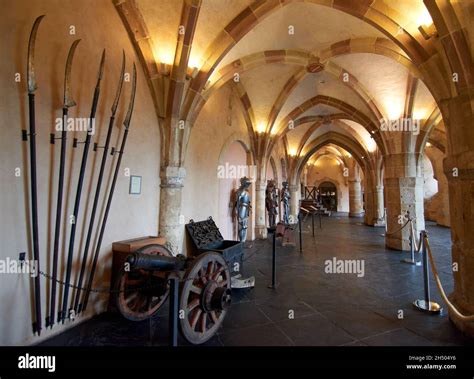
left=27, top=15, right=44, bottom=94
left=61, top=49, right=106, bottom=323
left=48, top=39, right=80, bottom=328
left=74, top=51, right=126, bottom=314
left=82, top=63, right=137, bottom=312
left=26, top=14, right=45, bottom=336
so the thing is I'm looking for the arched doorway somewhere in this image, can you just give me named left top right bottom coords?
left=217, top=140, right=252, bottom=240
left=318, top=181, right=338, bottom=211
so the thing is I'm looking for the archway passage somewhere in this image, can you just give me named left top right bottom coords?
left=318, top=181, right=338, bottom=212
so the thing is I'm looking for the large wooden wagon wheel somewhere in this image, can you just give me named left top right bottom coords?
left=180, top=252, right=231, bottom=344
left=115, top=244, right=171, bottom=321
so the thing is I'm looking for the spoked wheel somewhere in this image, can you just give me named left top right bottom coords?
left=179, top=252, right=231, bottom=344
left=115, top=244, right=171, bottom=321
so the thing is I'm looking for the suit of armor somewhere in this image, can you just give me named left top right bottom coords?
left=235, top=177, right=252, bottom=242
left=281, top=181, right=291, bottom=224
left=265, top=180, right=278, bottom=227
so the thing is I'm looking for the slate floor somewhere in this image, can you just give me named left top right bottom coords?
left=39, top=216, right=474, bottom=346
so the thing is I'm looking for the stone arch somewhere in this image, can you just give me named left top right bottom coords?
left=267, top=156, right=279, bottom=185
left=314, top=177, right=345, bottom=212
left=217, top=136, right=255, bottom=241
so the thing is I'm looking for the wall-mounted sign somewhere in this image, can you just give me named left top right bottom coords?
left=129, top=175, right=142, bottom=195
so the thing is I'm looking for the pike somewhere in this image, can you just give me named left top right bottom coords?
left=48, top=39, right=81, bottom=328
left=24, top=15, right=45, bottom=335
left=60, top=50, right=106, bottom=323
left=81, top=63, right=137, bottom=312
left=73, top=51, right=126, bottom=314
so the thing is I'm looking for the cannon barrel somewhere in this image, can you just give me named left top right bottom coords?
left=126, top=252, right=186, bottom=271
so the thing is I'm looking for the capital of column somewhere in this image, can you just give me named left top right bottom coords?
left=160, top=166, right=186, bottom=188
left=255, top=180, right=267, bottom=192
left=289, top=184, right=300, bottom=193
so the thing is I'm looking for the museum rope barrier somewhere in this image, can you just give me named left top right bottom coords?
left=423, top=234, right=474, bottom=321
left=387, top=214, right=474, bottom=321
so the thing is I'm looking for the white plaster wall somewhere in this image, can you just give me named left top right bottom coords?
left=217, top=141, right=248, bottom=240
left=182, top=85, right=253, bottom=253
left=422, top=154, right=439, bottom=199
left=0, top=0, right=160, bottom=345
left=424, top=149, right=450, bottom=227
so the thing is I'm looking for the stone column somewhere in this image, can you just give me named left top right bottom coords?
left=363, top=184, right=376, bottom=226
left=373, top=185, right=386, bottom=227
left=254, top=179, right=267, bottom=239
left=289, top=184, right=300, bottom=223
left=444, top=147, right=474, bottom=336
left=159, top=166, right=186, bottom=256
left=348, top=179, right=364, bottom=217
left=384, top=153, right=424, bottom=251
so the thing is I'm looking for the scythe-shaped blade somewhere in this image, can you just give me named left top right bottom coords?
left=111, top=50, right=126, bottom=116
left=27, top=15, right=45, bottom=94
left=63, top=39, right=81, bottom=108
left=123, top=62, right=137, bottom=129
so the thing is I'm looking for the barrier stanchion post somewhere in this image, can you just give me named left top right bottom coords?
left=413, top=231, right=442, bottom=314
left=267, top=227, right=278, bottom=289
left=311, top=212, right=315, bottom=237
left=401, top=222, right=421, bottom=266
left=298, top=212, right=303, bottom=254
left=168, top=276, right=179, bottom=346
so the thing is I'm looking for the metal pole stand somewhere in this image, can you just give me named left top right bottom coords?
left=267, top=227, right=278, bottom=289
left=311, top=212, right=315, bottom=237
left=413, top=230, right=442, bottom=314
left=168, top=275, right=179, bottom=346
left=298, top=212, right=303, bottom=254
left=401, top=229, right=421, bottom=266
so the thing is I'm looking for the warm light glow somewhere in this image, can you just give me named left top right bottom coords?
left=413, top=109, right=427, bottom=120
left=153, top=47, right=204, bottom=70
left=385, top=99, right=404, bottom=120
left=188, top=54, right=204, bottom=70
left=289, top=148, right=297, bottom=157
left=426, top=142, right=432, bottom=147
left=155, top=49, right=174, bottom=65
left=417, top=7, right=433, bottom=27
left=256, top=121, right=266, bottom=134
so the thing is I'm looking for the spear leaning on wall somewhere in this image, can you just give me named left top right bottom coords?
left=81, top=63, right=137, bottom=313
left=73, top=51, right=126, bottom=314
left=61, top=50, right=106, bottom=323
left=48, top=39, right=81, bottom=328
left=24, top=14, right=45, bottom=336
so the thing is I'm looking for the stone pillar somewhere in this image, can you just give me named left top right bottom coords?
left=159, top=166, right=186, bottom=256
left=254, top=179, right=267, bottom=239
left=348, top=179, right=364, bottom=217
left=384, top=153, right=424, bottom=251
left=373, top=185, right=386, bottom=227
left=444, top=151, right=474, bottom=336
left=363, top=184, right=376, bottom=226
left=289, top=184, right=300, bottom=222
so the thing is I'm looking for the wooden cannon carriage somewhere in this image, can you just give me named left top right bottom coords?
left=114, top=244, right=232, bottom=345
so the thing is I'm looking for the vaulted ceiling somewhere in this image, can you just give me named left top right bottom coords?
left=118, top=0, right=451, bottom=170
